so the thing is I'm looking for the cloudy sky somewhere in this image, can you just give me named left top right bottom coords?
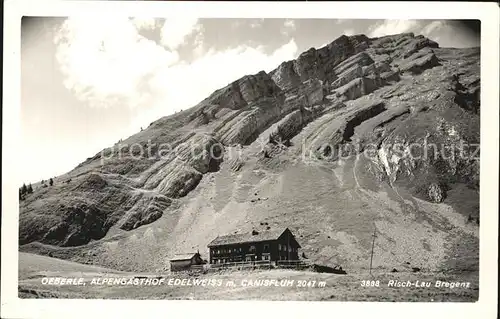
left=21, top=17, right=480, bottom=184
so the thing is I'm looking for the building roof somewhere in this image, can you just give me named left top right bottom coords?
left=170, top=252, right=199, bottom=261
left=208, top=227, right=299, bottom=247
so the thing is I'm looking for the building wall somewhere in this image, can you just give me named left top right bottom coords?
left=170, top=259, right=192, bottom=271
left=209, top=239, right=300, bottom=264
left=170, top=254, right=205, bottom=271
left=275, top=238, right=300, bottom=261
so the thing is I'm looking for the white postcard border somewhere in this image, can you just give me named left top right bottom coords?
left=2, top=1, right=498, bottom=318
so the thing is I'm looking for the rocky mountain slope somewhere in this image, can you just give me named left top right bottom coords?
left=19, top=32, right=480, bottom=273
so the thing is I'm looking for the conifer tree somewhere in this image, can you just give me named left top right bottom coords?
left=49, top=178, right=54, bottom=186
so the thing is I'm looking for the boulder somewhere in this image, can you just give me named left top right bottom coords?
left=428, top=183, right=445, bottom=203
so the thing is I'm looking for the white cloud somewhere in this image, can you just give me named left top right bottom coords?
left=282, top=19, right=296, bottom=36
left=250, top=19, right=263, bottom=29
left=417, top=21, right=477, bottom=48
left=367, top=20, right=471, bottom=47
left=131, top=18, right=157, bottom=31
left=420, top=21, right=445, bottom=37
left=284, top=19, right=296, bottom=30
left=136, top=38, right=299, bottom=131
left=368, top=20, right=420, bottom=37
left=54, top=16, right=299, bottom=135
left=160, top=17, right=200, bottom=50
left=54, top=16, right=179, bottom=109
left=271, top=38, right=298, bottom=62
left=343, top=28, right=355, bottom=36
left=192, top=27, right=206, bottom=59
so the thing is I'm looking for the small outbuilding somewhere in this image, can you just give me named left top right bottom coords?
left=169, top=252, right=205, bottom=272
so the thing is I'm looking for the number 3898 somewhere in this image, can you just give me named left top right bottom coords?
left=361, top=280, right=380, bottom=287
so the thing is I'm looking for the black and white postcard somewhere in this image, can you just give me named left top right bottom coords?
left=2, top=1, right=499, bottom=319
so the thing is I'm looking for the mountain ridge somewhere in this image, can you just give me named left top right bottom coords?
left=19, top=31, right=480, bottom=274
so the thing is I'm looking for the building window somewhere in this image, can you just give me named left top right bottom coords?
left=278, top=244, right=281, bottom=251
left=263, top=244, right=269, bottom=252
left=249, top=245, right=256, bottom=252
left=229, top=248, right=232, bottom=253
left=263, top=255, right=270, bottom=261
left=285, top=245, right=288, bottom=252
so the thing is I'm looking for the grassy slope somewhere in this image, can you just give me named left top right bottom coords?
left=19, top=252, right=127, bottom=280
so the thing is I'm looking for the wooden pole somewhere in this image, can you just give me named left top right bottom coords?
left=369, top=225, right=376, bottom=275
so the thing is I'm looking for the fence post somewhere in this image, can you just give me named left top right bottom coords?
left=369, top=225, right=376, bottom=275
